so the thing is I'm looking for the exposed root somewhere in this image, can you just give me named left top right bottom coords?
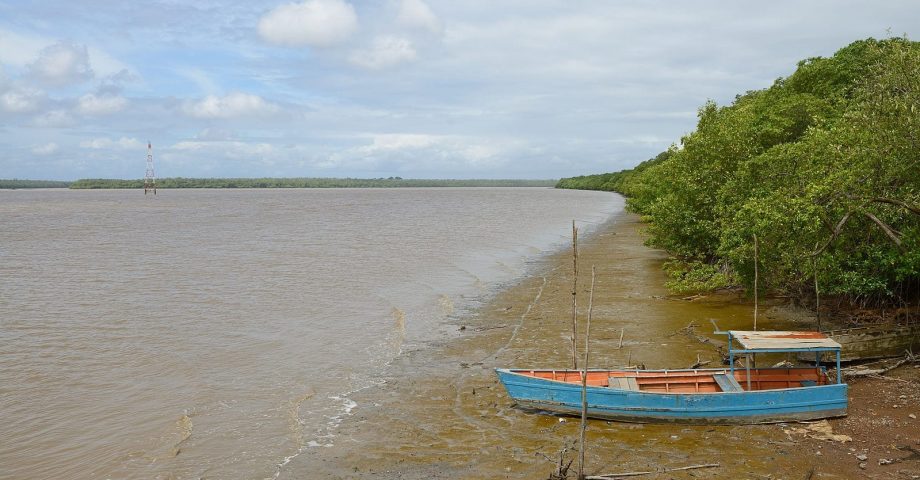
left=543, top=440, right=575, bottom=480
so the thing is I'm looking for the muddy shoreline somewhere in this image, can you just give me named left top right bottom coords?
left=280, top=213, right=919, bottom=479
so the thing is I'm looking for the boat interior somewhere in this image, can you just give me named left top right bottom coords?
left=514, top=368, right=832, bottom=393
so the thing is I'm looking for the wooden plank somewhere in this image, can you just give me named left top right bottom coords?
left=608, top=377, right=626, bottom=389
left=608, top=376, right=641, bottom=391
left=713, top=373, right=743, bottom=392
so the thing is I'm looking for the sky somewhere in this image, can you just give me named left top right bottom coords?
left=1, top=1, right=918, bottom=180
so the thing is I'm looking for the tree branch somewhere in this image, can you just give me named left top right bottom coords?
left=871, top=197, right=920, bottom=216
left=862, top=211, right=904, bottom=248
left=812, top=211, right=853, bottom=256
left=817, top=212, right=835, bottom=233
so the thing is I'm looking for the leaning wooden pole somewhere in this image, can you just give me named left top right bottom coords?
left=578, top=265, right=596, bottom=480
left=571, top=221, right=579, bottom=370
left=753, top=234, right=759, bottom=331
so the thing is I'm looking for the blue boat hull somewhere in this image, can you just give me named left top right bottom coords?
left=495, top=369, right=847, bottom=425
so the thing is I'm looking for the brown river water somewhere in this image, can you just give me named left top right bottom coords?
left=0, top=187, right=623, bottom=479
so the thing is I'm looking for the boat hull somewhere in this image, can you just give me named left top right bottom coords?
left=798, top=323, right=920, bottom=362
left=496, top=368, right=847, bottom=425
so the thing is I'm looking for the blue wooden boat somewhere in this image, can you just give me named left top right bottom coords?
left=496, top=330, right=847, bottom=424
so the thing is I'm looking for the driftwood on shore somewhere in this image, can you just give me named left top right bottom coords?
left=669, top=321, right=730, bottom=363
left=584, top=463, right=720, bottom=479
left=894, top=444, right=920, bottom=463
left=843, top=351, right=918, bottom=378
left=688, top=354, right=711, bottom=369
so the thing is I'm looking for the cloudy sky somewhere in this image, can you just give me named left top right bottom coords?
left=1, top=1, right=918, bottom=180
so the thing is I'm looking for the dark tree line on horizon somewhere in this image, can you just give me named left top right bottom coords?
left=558, top=37, right=920, bottom=310
left=0, top=179, right=72, bottom=189
left=64, top=177, right=556, bottom=189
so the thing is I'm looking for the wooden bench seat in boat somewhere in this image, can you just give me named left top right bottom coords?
left=608, top=376, right=640, bottom=391
left=713, top=373, right=744, bottom=392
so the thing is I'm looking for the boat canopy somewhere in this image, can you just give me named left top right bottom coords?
left=729, top=330, right=842, bottom=352
left=723, top=330, right=843, bottom=385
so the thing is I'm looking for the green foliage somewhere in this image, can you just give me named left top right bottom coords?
left=558, top=37, right=920, bottom=305
left=69, top=177, right=557, bottom=189
left=0, top=179, right=71, bottom=188
left=70, top=179, right=143, bottom=189
left=555, top=150, right=672, bottom=195
left=662, top=259, right=734, bottom=295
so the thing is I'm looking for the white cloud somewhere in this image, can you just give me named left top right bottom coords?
left=77, top=93, right=128, bottom=115
left=610, top=135, right=674, bottom=145
left=169, top=140, right=277, bottom=166
left=0, top=28, right=131, bottom=79
left=258, top=0, right=358, bottom=47
left=612, top=110, right=697, bottom=120
left=0, top=28, right=47, bottom=67
left=177, top=68, right=221, bottom=95
left=332, top=133, right=509, bottom=172
left=100, top=68, right=141, bottom=87
left=0, top=87, right=44, bottom=113
left=31, top=109, right=74, bottom=127
left=31, top=142, right=59, bottom=155
left=28, top=42, right=94, bottom=86
left=396, top=0, right=440, bottom=33
left=182, top=92, right=280, bottom=118
left=80, top=137, right=143, bottom=150
left=349, top=36, right=416, bottom=69
left=86, top=47, right=133, bottom=78
left=195, top=127, right=236, bottom=141
left=358, top=133, right=437, bottom=152
left=172, top=140, right=275, bottom=155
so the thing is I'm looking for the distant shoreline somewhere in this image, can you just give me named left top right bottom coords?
left=0, top=180, right=72, bottom=189
left=1, top=178, right=557, bottom=189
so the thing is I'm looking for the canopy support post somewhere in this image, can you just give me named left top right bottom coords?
left=836, top=350, right=842, bottom=384
left=746, top=355, right=752, bottom=391
left=728, top=332, right=735, bottom=378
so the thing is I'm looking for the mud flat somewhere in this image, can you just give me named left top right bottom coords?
left=280, top=213, right=919, bottom=479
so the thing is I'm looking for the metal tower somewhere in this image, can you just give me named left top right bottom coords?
left=144, top=141, right=156, bottom=195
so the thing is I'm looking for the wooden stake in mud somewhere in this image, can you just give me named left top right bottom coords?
left=753, top=234, right=759, bottom=331
left=578, top=265, right=596, bottom=480
left=572, top=221, right=579, bottom=370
